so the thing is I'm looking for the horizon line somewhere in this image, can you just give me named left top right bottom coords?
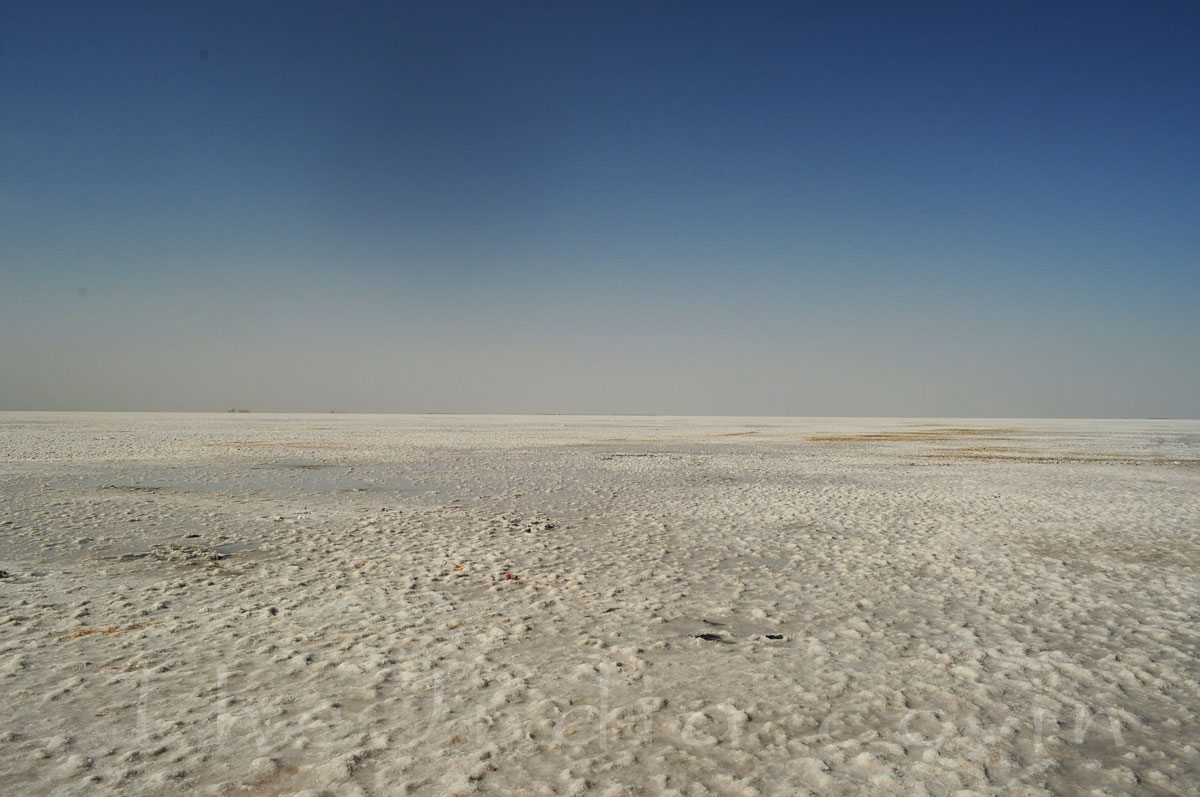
left=0, top=410, right=1194, bottom=421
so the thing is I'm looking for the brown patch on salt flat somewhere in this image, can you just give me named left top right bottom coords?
left=925, top=449, right=1200, bottom=466
left=809, top=426, right=1021, bottom=443
left=98, top=484, right=167, bottom=492
left=205, top=440, right=338, bottom=449
left=63, top=624, right=148, bottom=639
left=250, top=462, right=333, bottom=470
left=237, top=761, right=304, bottom=796
left=1032, top=540, right=1198, bottom=571
left=597, top=452, right=679, bottom=460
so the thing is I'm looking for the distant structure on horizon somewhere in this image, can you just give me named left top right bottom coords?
left=226, top=409, right=250, bottom=413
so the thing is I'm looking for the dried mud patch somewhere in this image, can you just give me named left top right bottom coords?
left=925, top=449, right=1200, bottom=466
left=207, top=440, right=345, bottom=450
left=1031, top=540, right=1198, bottom=572
left=574, top=437, right=677, bottom=446
left=107, top=542, right=257, bottom=570
left=61, top=623, right=150, bottom=639
left=597, top=452, right=681, bottom=461
left=809, top=426, right=1022, bottom=443
left=250, top=461, right=336, bottom=470
left=98, top=484, right=167, bottom=493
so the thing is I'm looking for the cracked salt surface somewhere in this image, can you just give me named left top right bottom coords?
left=1, top=412, right=1198, bottom=795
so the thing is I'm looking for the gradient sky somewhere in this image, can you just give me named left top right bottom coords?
left=2, top=1, right=1197, bottom=416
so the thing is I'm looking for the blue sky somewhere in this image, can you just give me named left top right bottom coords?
left=2, top=1, right=1197, bottom=415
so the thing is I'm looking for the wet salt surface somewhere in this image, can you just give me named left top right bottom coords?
left=1, top=413, right=1198, bottom=796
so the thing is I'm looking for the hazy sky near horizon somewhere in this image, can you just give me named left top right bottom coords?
left=2, top=1, right=1198, bottom=416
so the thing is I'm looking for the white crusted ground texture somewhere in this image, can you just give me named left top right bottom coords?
left=1, top=413, right=1198, bottom=796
